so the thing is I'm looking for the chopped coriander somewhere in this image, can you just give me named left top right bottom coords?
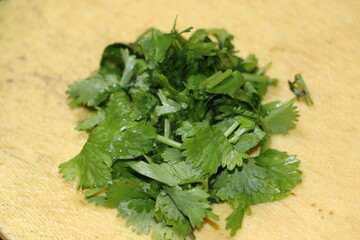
left=59, top=24, right=312, bottom=239
left=289, top=74, right=314, bottom=106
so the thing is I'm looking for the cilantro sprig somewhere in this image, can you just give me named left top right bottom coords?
left=59, top=24, right=312, bottom=239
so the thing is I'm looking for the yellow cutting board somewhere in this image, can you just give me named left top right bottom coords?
left=1, top=0, right=359, bottom=239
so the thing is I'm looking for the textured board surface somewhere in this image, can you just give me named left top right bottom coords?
left=0, top=0, right=360, bottom=239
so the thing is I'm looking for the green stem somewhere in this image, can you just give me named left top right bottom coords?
left=164, top=119, right=170, bottom=138
left=182, top=178, right=209, bottom=190
left=259, top=116, right=271, bottom=153
left=229, top=127, right=247, bottom=143
left=200, top=69, right=232, bottom=89
left=119, top=49, right=137, bottom=88
left=242, top=73, right=278, bottom=85
left=157, top=89, right=167, bottom=105
left=143, top=154, right=153, bottom=163
left=256, top=62, right=272, bottom=75
left=224, top=119, right=242, bottom=137
left=155, top=135, right=182, bottom=149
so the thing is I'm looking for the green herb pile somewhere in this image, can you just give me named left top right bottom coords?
left=59, top=24, right=312, bottom=239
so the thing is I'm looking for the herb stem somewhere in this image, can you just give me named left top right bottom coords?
left=155, top=134, right=182, bottom=149
left=119, top=49, right=137, bottom=88
left=182, top=178, right=209, bottom=190
left=229, top=127, right=247, bottom=143
left=164, top=119, right=170, bottom=138
left=143, top=154, right=154, bottom=163
left=157, top=89, right=167, bottom=105
left=242, top=73, right=278, bottom=85
left=200, top=69, right=233, bottom=89
left=224, top=119, right=242, bottom=138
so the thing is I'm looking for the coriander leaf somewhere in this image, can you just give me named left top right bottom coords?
left=137, top=28, right=173, bottom=63
left=263, top=100, right=299, bottom=135
left=118, top=198, right=156, bottom=234
left=185, top=41, right=218, bottom=58
left=100, top=43, right=132, bottom=74
left=225, top=198, right=247, bottom=237
left=155, top=193, right=185, bottom=222
left=175, top=121, right=195, bottom=139
left=105, top=178, right=156, bottom=208
left=161, top=148, right=182, bottom=163
left=186, top=28, right=235, bottom=57
left=105, top=92, right=141, bottom=119
left=221, top=148, right=247, bottom=171
left=72, top=93, right=157, bottom=166
left=182, top=123, right=228, bottom=174
left=130, top=161, right=204, bottom=186
left=170, top=221, right=193, bottom=240
left=130, top=162, right=180, bottom=186
left=212, top=149, right=301, bottom=203
left=241, top=54, right=258, bottom=72
left=234, top=81, right=262, bottom=108
left=75, top=110, right=105, bottom=131
left=130, top=89, right=157, bottom=117
left=186, top=74, right=209, bottom=100
left=181, top=121, right=251, bottom=172
left=133, top=72, right=150, bottom=91
left=234, top=127, right=266, bottom=153
left=91, top=117, right=156, bottom=160
left=211, top=159, right=268, bottom=201
left=60, top=24, right=307, bottom=239
left=111, top=160, right=136, bottom=179
left=175, top=121, right=209, bottom=140
left=168, top=161, right=204, bottom=184
left=206, top=28, right=235, bottom=50
left=59, top=143, right=112, bottom=189
left=187, top=29, right=208, bottom=43
left=152, top=222, right=194, bottom=240
left=251, top=149, right=302, bottom=203
left=67, top=73, right=118, bottom=107
left=165, top=186, right=210, bottom=228
left=213, top=149, right=302, bottom=236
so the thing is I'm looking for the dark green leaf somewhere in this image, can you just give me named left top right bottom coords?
left=105, top=178, right=155, bottom=208
left=182, top=123, right=228, bottom=174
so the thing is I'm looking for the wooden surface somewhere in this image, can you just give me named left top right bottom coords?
left=1, top=0, right=360, bottom=239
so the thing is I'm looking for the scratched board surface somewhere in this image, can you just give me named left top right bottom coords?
left=0, top=0, right=359, bottom=239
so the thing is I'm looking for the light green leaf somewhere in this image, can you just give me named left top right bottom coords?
left=67, top=73, right=118, bottom=107
left=263, top=100, right=299, bottom=135
left=138, top=28, right=173, bottom=63
left=165, top=186, right=210, bottom=228
left=59, top=143, right=112, bottom=189
left=118, top=198, right=156, bottom=234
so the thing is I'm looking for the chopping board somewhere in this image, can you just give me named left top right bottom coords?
left=1, top=0, right=359, bottom=239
